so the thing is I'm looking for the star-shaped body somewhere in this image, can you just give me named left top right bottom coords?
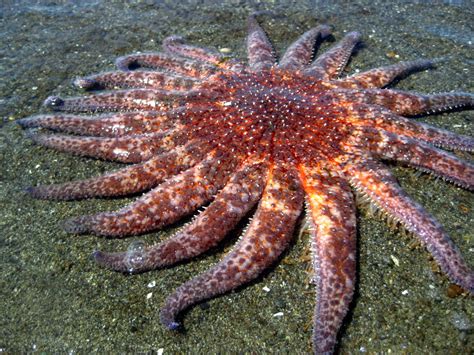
left=19, top=14, right=473, bottom=354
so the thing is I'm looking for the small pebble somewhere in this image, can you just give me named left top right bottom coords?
left=446, top=284, right=463, bottom=298
left=451, top=312, right=472, bottom=331
left=390, top=255, right=400, bottom=267
left=386, top=50, right=400, bottom=59
left=147, top=280, right=156, bottom=288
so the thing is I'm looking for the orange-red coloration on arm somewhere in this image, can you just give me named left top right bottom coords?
left=299, top=164, right=356, bottom=354
left=95, top=159, right=269, bottom=273
left=160, top=164, right=304, bottom=329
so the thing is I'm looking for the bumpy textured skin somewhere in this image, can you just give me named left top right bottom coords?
left=18, top=13, right=474, bottom=355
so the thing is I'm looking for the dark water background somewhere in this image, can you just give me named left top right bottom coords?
left=1, top=0, right=473, bottom=353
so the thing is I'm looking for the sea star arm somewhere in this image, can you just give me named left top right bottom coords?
left=17, top=112, right=173, bottom=137
left=335, top=59, right=433, bottom=89
left=115, top=52, right=217, bottom=78
left=43, top=89, right=204, bottom=112
left=347, top=105, right=474, bottom=151
left=25, top=131, right=178, bottom=163
left=93, top=160, right=269, bottom=272
left=63, top=151, right=238, bottom=237
left=25, top=142, right=207, bottom=200
left=74, top=70, right=198, bottom=91
left=338, top=88, right=473, bottom=116
left=159, top=164, right=304, bottom=330
left=353, top=129, right=474, bottom=189
left=299, top=165, right=356, bottom=355
left=345, top=158, right=474, bottom=293
left=304, top=31, right=361, bottom=80
left=162, top=35, right=225, bottom=65
left=247, top=14, right=276, bottom=70
left=278, top=25, right=331, bottom=70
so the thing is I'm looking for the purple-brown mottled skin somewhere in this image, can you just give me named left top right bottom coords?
left=18, top=13, right=474, bottom=354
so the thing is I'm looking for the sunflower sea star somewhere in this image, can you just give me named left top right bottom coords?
left=18, top=14, right=473, bottom=354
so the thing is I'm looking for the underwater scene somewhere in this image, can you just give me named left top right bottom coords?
left=1, top=0, right=473, bottom=353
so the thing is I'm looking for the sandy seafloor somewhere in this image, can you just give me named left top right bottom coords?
left=1, top=0, right=473, bottom=353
